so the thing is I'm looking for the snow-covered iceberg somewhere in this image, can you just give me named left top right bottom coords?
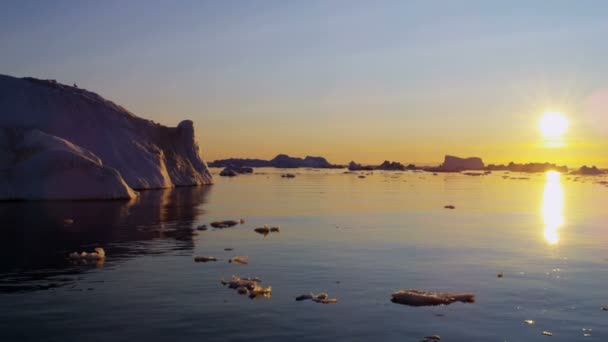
left=0, top=74, right=213, bottom=200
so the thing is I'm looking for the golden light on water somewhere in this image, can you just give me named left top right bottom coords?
left=539, top=111, right=568, bottom=148
left=542, top=171, right=564, bottom=245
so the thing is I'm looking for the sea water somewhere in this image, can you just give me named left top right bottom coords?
left=1, top=169, right=607, bottom=341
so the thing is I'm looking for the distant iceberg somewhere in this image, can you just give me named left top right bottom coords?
left=0, top=75, right=213, bottom=200
left=209, top=154, right=343, bottom=169
left=427, top=155, right=484, bottom=172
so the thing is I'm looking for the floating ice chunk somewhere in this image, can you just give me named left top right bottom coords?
left=295, top=292, right=338, bottom=304
left=194, top=256, right=217, bottom=262
left=69, top=247, right=106, bottom=260
left=229, top=256, right=249, bottom=265
left=391, top=289, right=475, bottom=306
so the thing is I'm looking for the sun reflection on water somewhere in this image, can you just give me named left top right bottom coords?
left=542, top=171, right=564, bottom=245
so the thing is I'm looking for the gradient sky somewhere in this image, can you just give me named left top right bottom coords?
left=2, top=0, right=608, bottom=166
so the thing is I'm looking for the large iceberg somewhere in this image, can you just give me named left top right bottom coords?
left=0, top=74, right=212, bottom=200
left=430, top=155, right=485, bottom=172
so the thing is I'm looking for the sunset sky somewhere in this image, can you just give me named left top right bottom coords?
left=2, top=0, right=608, bottom=166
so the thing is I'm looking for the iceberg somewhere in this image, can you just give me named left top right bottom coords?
left=0, top=74, right=213, bottom=200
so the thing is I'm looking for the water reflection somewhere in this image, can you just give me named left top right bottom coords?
left=0, top=186, right=210, bottom=292
left=542, top=171, right=564, bottom=245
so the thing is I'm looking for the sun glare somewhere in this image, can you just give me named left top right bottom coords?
left=539, top=111, right=568, bottom=147
left=539, top=111, right=568, bottom=138
left=542, top=171, right=564, bottom=245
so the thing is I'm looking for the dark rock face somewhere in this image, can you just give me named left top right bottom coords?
left=348, top=161, right=374, bottom=171
left=210, top=154, right=342, bottom=169
left=486, top=162, right=568, bottom=173
left=349, top=160, right=417, bottom=171
left=270, top=154, right=301, bottom=168
left=572, top=165, right=605, bottom=175
left=302, top=156, right=332, bottom=168
left=208, top=158, right=270, bottom=168
left=377, top=160, right=406, bottom=171
left=348, top=161, right=362, bottom=171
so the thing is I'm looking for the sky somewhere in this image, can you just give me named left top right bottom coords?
left=1, top=0, right=608, bottom=166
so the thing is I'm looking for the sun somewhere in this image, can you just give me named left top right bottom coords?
left=539, top=111, right=568, bottom=139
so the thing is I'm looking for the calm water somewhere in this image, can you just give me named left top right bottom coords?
left=1, top=168, right=608, bottom=341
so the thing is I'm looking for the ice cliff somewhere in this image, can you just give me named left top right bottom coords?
left=0, top=74, right=212, bottom=200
